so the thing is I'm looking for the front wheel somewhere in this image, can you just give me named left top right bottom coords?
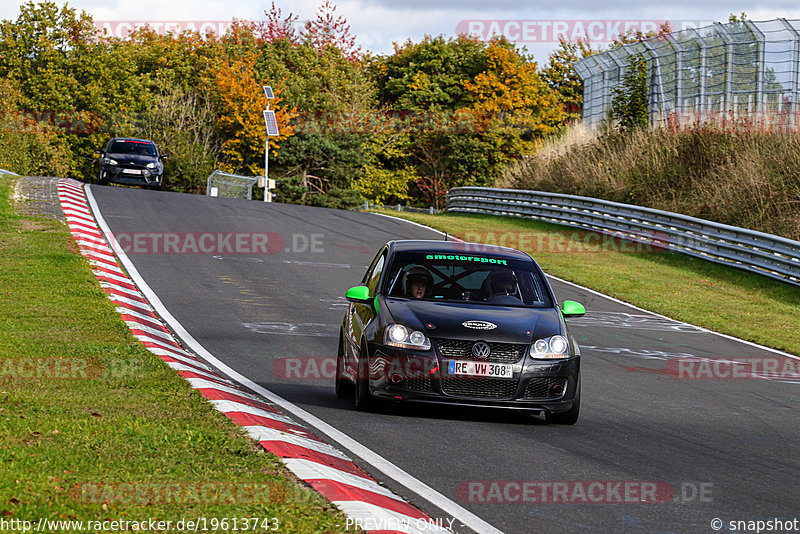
left=335, top=329, right=352, bottom=399
left=545, top=378, right=580, bottom=425
left=353, top=342, right=372, bottom=411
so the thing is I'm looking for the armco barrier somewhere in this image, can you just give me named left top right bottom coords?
left=0, top=168, right=19, bottom=176
left=446, top=187, right=800, bottom=287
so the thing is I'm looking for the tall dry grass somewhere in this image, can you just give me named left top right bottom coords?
left=509, top=123, right=800, bottom=240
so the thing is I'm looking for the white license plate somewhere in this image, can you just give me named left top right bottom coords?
left=122, top=169, right=141, bottom=175
left=447, top=360, right=513, bottom=378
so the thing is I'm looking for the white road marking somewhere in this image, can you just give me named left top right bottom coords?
left=242, top=321, right=338, bottom=337
left=582, top=346, right=697, bottom=361
left=211, top=255, right=352, bottom=268
left=567, top=311, right=704, bottom=333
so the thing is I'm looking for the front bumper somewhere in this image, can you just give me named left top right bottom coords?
left=368, top=345, right=580, bottom=412
left=101, top=166, right=162, bottom=185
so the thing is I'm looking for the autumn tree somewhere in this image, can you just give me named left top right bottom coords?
left=355, top=134, right=415, bottom=204
left=607, top=22, right=672, bottom=131
left=213, top=49, right=296, bottom=176
left=610, top=55, right=649, bottom=130
left=542, top=38, right=597, bottom=122
left=0, top=77, right=69, bottom=176
left=257, top=1, right=300, bottom=44
left=0, top=1, right=143, bottom=175
left=303, top=0, right=361, bottom=62
left=461, top=39, right=565, bottom=157
left=372, top=36, right=563, bottom=207
left=140, top=82, right=220, bottom=193
left=255, top=16, right=373, bottom=207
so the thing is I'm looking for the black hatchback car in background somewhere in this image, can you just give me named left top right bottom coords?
left=337, top=240, right=586, bottom=424
left=95, top=137, right=167, bottom=190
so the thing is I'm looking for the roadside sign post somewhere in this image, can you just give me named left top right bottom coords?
left=262, top=86, right=279, bottom=203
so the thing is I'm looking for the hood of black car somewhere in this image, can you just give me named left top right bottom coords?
left=384, top=298, right=562, bottom=343
left=106, top=153, right=158, bottom=166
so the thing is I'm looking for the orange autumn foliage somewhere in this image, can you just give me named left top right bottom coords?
left=214, top=50, right=297, bottom=175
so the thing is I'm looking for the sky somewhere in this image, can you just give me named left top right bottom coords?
left=4, top=0, right=800, bottom=61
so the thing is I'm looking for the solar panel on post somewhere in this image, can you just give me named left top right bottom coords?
left=263, top=86, right=274, bottom=99
left=263, top=111, right=279, bottom=136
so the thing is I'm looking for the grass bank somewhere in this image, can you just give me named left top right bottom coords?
left=508, top=125, right=800, bottom=240
left=0, top=176, right=349, bottom=532
left=376, top=209, right=800, bottom=355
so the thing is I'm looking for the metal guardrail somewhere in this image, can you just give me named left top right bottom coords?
left=446, top=187, right=800, bottom=287
left=206, top=170, right=257, bottom=200
left=0, top=168, right=19, bottom=176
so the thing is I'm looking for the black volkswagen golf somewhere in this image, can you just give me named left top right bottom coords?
left=336, top=240, right=586, bottom=424
left=95, top=137, right=167, bottom=190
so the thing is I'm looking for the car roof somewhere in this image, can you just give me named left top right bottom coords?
left=387, top=239, right=533, bottom=260
left=109, top=137, right=156, bottom=145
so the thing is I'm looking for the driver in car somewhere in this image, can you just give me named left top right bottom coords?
left=405, top=267, right=433, bottom=299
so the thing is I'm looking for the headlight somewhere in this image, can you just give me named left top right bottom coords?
left=385, top=324, right=431, bottom=350
left=104, top=158, right=118, bottom=165
left=529, top=335, right=570, bottom=359
left=146, top=162, right=156, bottom=169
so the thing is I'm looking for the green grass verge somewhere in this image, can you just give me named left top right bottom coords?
left=376, top=209, right=800, bottom=355
left=0, top=177, right=351, bottom=533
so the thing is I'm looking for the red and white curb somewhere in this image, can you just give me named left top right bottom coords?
left=57, top=179, right=451, bottom=534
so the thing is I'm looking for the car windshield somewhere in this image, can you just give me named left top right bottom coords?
left=107, top=140, right=157, bottom=157
left=385, top=251, right=552, bottom=307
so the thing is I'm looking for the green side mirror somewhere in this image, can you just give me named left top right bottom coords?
left=561, top=300, right=586, bottom=317
left=345, top=285, right=372, bottom=304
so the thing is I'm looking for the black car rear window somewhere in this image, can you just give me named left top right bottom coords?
left=385, top=251, right=552, bottom=307
left=107, top=140, right=157, bottom=157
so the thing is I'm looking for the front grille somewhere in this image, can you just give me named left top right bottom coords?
left=441, top=377, right=518, bottom=399
left=433, top=339, right=526, bottom=364
left=522, top=377, right=567, bottom=399
left=405, top=375, right=432, bottom=392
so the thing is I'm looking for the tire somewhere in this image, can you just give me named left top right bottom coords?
left=335, top=329, right=353, bottom=399
left=545, top=377, right=580, bottom=425
left=353, top=341, right=373, bottom=411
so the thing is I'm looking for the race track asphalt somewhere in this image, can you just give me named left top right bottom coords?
left=90, top=185, right=800, bottom=534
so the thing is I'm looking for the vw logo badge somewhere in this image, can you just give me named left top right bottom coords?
left=472, top=341, right=491, bottom=359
